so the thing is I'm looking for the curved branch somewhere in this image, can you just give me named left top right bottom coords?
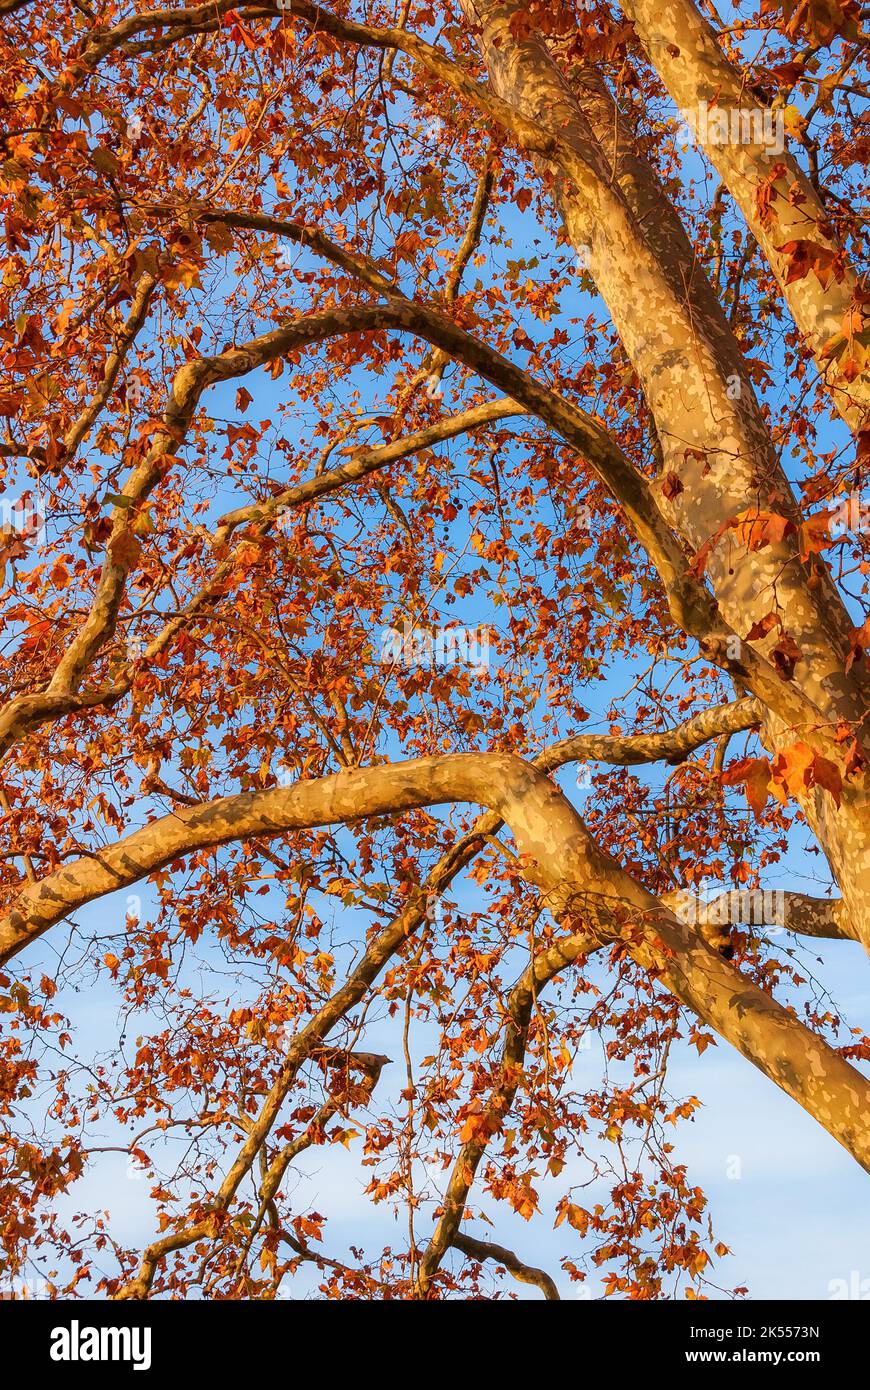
left=3, top=260, right=801, bottom=757
left=0, top=699, right=761, bottom=961
left=179, top=209, right=818, bottom=727
left=450, top=1231, right=560, bottom=1300
left=69, top=1, right=870, bottom=723
left=213, top=397, right=528, bottom=540
left=539, top=697, right=763, bottom=771
left=3, top=751, right=870, bottom=1181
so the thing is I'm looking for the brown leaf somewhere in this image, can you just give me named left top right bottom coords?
left=745, top=611, right=781, bottom=642
left=661, top=470, right=685, bottom=501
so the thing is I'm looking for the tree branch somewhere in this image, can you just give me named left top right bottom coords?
left=4, top=751, right=870, bottom=1180
left=417, top=924, right=599, bottom=1292
left=450, top=1231, right=561, bottom=1300
left=622, top=0, right=869, bottom=432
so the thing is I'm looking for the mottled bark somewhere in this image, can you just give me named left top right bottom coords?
left=460, top=0, right=864, bottom=726
left=458, top=0, right=870, bottom=951
left=622, top=0, right=869, bottom=432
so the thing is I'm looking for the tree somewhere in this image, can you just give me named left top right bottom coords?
left=0, top=0, right=867, bottom=1300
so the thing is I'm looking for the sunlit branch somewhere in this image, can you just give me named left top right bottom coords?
left=62, top=272, right=158, bottom=461
left=662, top=888, right=857, bottom=943
left=450, top=1231, right=561, bottom=1300
left=622, top=0, right=869, bottom=432
left=0, top=699, right=760, bottom=961
left=213, top=397, right=528, bottom=541
left=2, top=751, right=869, bottom=1180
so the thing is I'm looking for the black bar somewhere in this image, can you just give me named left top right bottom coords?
left=3, top=1296, right=863, bottom=1377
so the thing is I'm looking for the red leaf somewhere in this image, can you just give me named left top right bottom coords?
left=776, top=239, right=846, bottom=289
left=745, top=611, right=781, bottom=642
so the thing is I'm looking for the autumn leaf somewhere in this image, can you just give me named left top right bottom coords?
left=202, top=220, right=234, bottom=253
left=776, top=239, right=846, bottom=289
left=661, top=470, right=685, bottom=501
left=108, top=530, right=142, bottom=570
left=809, top=753, right=844, bottom=805
left=761, top=0, right=861, bottom=45
left=770, top=631, right=802, bottom=679
left=731, top=509, right=796, bottom=551
left=721, top=757, right=773, bottom=817
left=847, top=617, right=870, bottom=673
left=1, top=0, right=867, bottom=1311
left=771, top=740, right=843, bottom=806
left=745, top=611, right=780, bottom=642
left=798, top=513, right=834, bottom=558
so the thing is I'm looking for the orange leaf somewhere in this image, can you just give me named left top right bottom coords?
left=721, top=756, right=772, bottom=817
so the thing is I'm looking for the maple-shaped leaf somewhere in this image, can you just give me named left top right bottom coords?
left=769, top=59, right=806, bottom=85
left=556, top=1202, right=590, bottom=1235
left=776, top=239, right=846, bottom=288
left=771, top=740, right=842, bottom=806
left=846, top=616, right=870, bottom=673
left=745, top=611, right=781, bottom=642
left=731, top=509, right=796, bottom=551
left=108, top=530, right=142, bottom=571
left=771, top=632, right=803, bottom=679
left=770, top=740, right=815, bottom=802
left=810, top=754, right=844, bottom=805
left=761, top=0, right=861, bottom=44
left=721, top=756, right=773, bottom=817
left=202, top=220, right=234, bottom=253
left=798, top=513, right=834, bottom=558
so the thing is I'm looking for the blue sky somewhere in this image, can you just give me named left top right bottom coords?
left=31, top=897, right=870, bottom=1300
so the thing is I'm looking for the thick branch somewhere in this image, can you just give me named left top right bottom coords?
left=664, top=888, right=857, bottom=942
left=539, top=697, right=763, bottom=771
left=622, top=0, right=869, bottom=432
left=4, top=752, right=870, bottom=1181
